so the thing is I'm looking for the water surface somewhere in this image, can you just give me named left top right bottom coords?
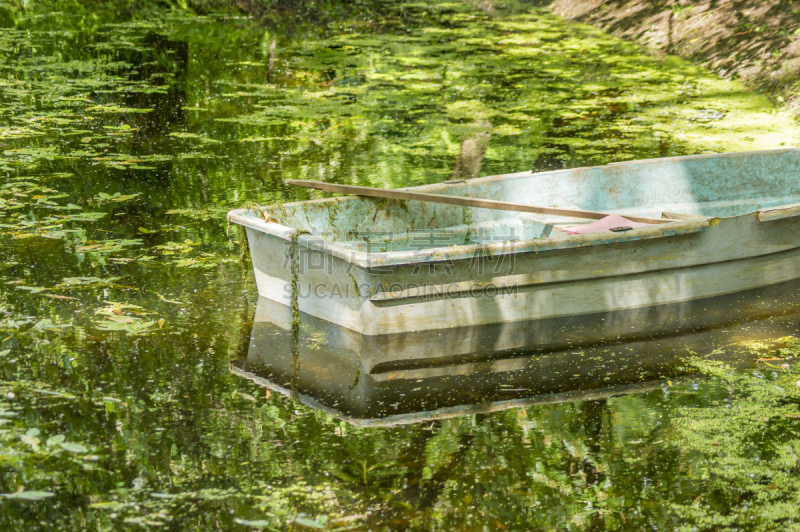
left=1, top=1, right=799, bottom=530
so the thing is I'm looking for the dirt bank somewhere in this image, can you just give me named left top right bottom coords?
left=549, top=0, right=800, bottom=112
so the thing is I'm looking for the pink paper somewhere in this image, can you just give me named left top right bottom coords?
left=564, top=215, right=650, bottom=235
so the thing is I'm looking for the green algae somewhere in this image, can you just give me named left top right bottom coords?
left=654, top=344, right=800, bottom=531
left=235, top=224, right=251, bottom=270
left=0, top=0, right=797, bottom=530
left=288, top=228, right=309, bottom=402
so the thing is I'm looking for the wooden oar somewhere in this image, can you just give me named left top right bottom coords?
left=285, top=179, right=672, bottom=225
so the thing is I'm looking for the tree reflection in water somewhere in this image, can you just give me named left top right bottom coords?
left=0, top=0, right=798, bottom=529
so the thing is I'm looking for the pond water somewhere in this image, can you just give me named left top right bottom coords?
left=1, top=0, right=800, bottom=530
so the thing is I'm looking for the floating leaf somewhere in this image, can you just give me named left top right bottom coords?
left=59, top=442, right=88, bottom=453
left=46, top=434, right=66, bottom=447
left=233, top=519, right=273, bottom=529
left=1, top=491, right=55, bottom=501
left=90, top=501, right=129, bottom=510
left=169, top=132, right=220, bottom=143
left=293, top=516, right=326, bottom=529
left=16, top=286, right=48, bottom=293
left=150, top=492, right=178, bottom=499
left=93, top=192, right=141, bottom=203
left=56, top=276, right=121, bottom=289
left=95, top=317, right=157, bottom=335
left=33, top=319, right=71, bottom=330
left=20, top=433, right=40, bottom=450
left=85, top=105, right=153, bottom=113
left=233, top=390, right=256, bottom=402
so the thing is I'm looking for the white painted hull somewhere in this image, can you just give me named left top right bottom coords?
left=228, top=149, right=800, bottom=335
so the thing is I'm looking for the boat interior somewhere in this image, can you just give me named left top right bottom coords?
left=256, top=149, right=800, bottom=252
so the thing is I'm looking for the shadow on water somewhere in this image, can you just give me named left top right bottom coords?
left=127, top=33, right=188, bottom=147
left=232, top=278, right=800, bottom=425
left=122, top=33, right=189, bottom=187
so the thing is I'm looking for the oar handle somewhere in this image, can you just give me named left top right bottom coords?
left=286, top=179, right=672, bottom=225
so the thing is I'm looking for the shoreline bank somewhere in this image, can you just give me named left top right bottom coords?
left=548, top=0, right=800, bottom=114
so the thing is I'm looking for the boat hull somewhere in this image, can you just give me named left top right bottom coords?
left=229, top=150, right=800, bottom=335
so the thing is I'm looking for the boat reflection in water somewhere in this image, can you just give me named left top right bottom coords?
left=231, top=279, right=800, bottom=427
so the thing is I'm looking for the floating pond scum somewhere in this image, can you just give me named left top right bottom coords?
left=227, top=149, right=800, bottom=335
left=231, top=279, right=800, bottom=426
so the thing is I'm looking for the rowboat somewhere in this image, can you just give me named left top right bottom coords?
left=230, top=282, right=800, bottom=425
left=227, top=148, right=800, bottom=335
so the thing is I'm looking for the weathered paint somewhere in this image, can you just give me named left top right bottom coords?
left=227, top=149, right=800, bottom=335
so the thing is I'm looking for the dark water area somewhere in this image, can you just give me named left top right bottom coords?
left=1, top=1, right=799, bottom=530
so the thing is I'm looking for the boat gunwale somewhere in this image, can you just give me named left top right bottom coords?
left=227, top=148, right=800, bottom=268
